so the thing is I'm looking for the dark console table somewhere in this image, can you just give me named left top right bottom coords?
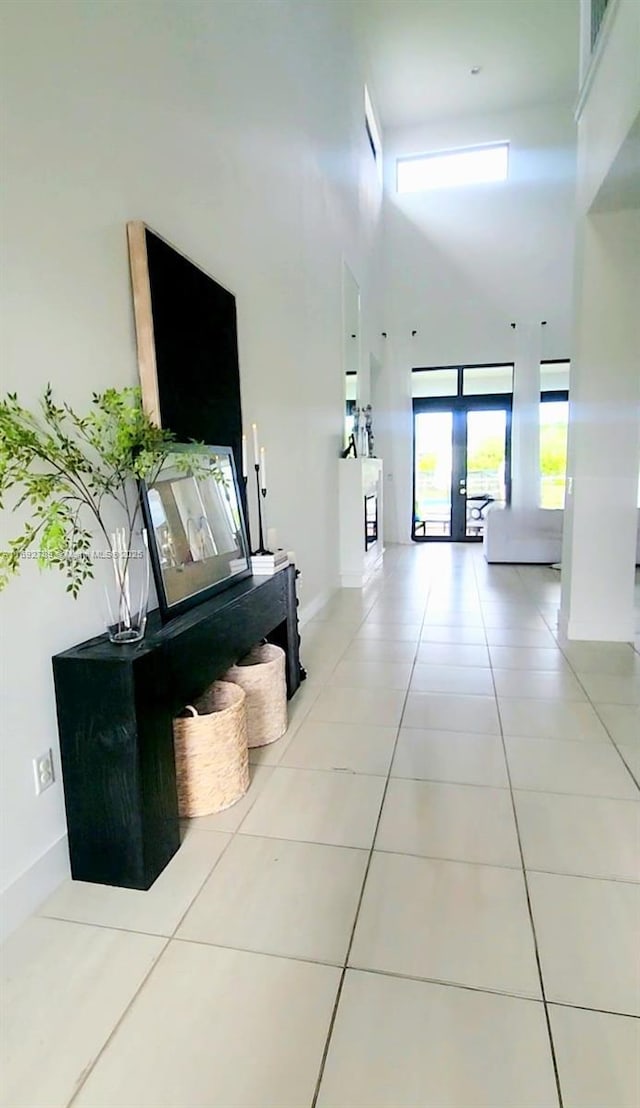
left=53, top=566, right=302, bottom=891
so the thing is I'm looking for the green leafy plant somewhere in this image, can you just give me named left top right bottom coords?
left=0, top=385, right=192, bottom=596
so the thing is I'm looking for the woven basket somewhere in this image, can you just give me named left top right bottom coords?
left=223, top=643, right=288, bottom=748
left=173, top=680, right=249, bottom=817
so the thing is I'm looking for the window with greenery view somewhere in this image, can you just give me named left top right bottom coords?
left=540, top=399, right=569, bottom=509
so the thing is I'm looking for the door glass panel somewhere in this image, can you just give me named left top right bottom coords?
left=465, top=409, right=507, bottom=537
left=463, top=364, right=513, bottom=395
left=414, top=411, right=453, bottom=537
left=540, top=400, right=568, bottom=508
left=412, top=369, right=458, bottom=398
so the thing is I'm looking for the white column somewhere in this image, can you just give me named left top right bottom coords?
left=510, top=322, right=541, bottom=510
left=374, top=335, right=396, bottom=543
left=560, top=209, right=640, bottom=641
left=377, top=330, right=413, bottom=544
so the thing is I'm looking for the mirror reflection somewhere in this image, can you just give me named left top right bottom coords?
left=142, top=446, right=250, bottom=615
left=343, top=262, right=360, bottom=447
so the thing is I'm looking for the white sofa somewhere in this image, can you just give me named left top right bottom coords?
left=483, top=507, right=563, bottom=564
left=483, top=505, right=640, bottom=565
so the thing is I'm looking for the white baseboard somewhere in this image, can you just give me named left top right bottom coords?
left=298, top=585, right=336, bottom=627
left=340, top=573, right=368, bottom=588
left=560, top=612, right=635, bottom=643
left=1, top=835, right=70, bottom=943
left=340, top=550, right=384, bottom=589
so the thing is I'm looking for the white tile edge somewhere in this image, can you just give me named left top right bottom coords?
left=1, top=834, right=70, bottom=943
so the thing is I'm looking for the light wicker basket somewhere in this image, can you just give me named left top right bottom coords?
left=223, top=642, right=288, bottom=748
left=173, top=680, right=249, bottom=817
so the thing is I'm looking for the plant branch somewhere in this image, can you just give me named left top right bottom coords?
left=0, top=385, right=185, bottom=595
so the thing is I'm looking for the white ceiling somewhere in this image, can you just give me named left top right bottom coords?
left=354, top=0, right=581, bottom=130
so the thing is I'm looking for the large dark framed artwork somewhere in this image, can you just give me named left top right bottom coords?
left=140, top=445, right=251, bottom=620
left=126, top=222, right=245, bottom=504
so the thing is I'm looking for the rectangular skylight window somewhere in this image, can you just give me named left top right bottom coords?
left=397, top=143, right=509, bottom=193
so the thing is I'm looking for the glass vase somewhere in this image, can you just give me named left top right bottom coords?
left=104, top=528, right=150, bottom=644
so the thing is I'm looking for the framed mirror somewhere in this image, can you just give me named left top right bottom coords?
left=140, top=444, right=251, bottom=620
left=345, top=371, right=357, bottom=449
left=343, top=262, right=360, bottom=448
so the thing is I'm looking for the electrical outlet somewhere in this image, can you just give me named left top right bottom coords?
left=33, top=750, right=55, bottom=795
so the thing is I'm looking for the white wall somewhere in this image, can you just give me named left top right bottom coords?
left=576, top=0, right=640, bottom=213
left=560, top=0, right=640, bottom=641
left=0, top=0, right=382, bottom=933
left=377, top=103, right=577, bottom=541
left=560, top=208, right=640, bottom=640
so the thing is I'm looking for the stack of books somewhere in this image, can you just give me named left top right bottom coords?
left=250, top=549, right=289, bottom=575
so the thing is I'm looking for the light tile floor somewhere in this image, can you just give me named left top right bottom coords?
left=2, top=544, right=639, bottom=1108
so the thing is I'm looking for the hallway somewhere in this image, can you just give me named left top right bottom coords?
left=2, top=544, right=639, bottom=1107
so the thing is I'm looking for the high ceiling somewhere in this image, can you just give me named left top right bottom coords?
left=354, top=0, right=581, bottom=130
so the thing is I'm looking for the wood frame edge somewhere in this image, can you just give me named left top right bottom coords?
left=126, top=221, right=162, bottom=427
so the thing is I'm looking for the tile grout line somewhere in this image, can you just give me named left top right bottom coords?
left=150, top=931, right=640, bottom=1018
left=385, top=771, right=640, bottom=804
left=482, top=563, right=639, bottom=796
left=519, top=566, right=640, bottom=793
left=550, top=636, right=640, bottom=793
left=30, top=902, right=602, bottom=1010
left=310, top=568, right=432, bottom=1108
left=582, top=697, right=640, bottom=790
left=546, top=998, right=640, bottom=1020
left=473, top=552, right=565, bottom=1108
left=65, top=820, right=242, bottom=1107
left=64, top=934, right=172, bottom=1108
left=606, top=739, right=640, bottom=791
left=36, top=886, right=638, bottom=1022
left=36, top=839, right=639, bottom=948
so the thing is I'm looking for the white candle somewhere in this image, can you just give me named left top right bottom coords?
left=111, top=527, right=131, bottom=628
left=260, top=446, right=267, bottom=491
left=252, top=423, right=259, bottom=465
left=241, top=434, right=247, bottom=477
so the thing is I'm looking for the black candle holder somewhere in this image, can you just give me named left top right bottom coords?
left=253, top=463, right=271, bottom=555
left=243, top=475, right=252, bottom=555
left=260, top=487, right=273, bottom=555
